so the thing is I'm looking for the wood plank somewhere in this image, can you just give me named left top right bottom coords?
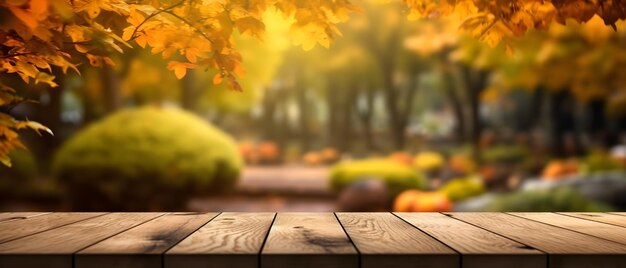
left=166, top=212, right=275, bottom=268
left=512, top=212, right=626, bottom=245
left=0, top=212, right=162, bottom=268
left=448, top=212, right=626, bottom=268
left=261, top=212, right=358, bottom=268
left=337, top=212, right=457, bottom=268
left=396, top=212, right=545, bottom=268
left=0, top=212, right=50, bottom=223
left=76, top=212, right=218, bottom=268
left=559, top=212, right=626, bottom=228
left=0, top=212, right=105, bottom=244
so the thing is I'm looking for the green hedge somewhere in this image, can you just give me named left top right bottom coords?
left=580, top=152, right=624, bottom=175
left=482, top=145, right=530, bottom=164
left=53, top=106, right=242, bottom=210
left=330, top=159, right=426, bottom=196
left=488, top=187, right=612, bottom=212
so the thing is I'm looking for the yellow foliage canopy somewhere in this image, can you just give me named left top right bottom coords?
left=1, top=0, right=626, bottom=165
left=403, top=0, right=626, bottom=48
left=0, top=0, right=359, bottom=166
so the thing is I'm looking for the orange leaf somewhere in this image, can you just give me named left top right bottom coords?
left=213, top=73, right=222, bottom=84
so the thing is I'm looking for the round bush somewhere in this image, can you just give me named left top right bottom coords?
left=482, top=145, right=530, bottom=164
left=439, top=176, right=485, bottom=202
left=487, top=187, right=612, bottom=212
left=330, top=158, right=426, bottom=196
left=53, top=106, right=243, bottom=211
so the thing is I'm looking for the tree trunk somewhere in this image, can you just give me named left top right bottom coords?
left=459, top=64, right=489, bottom=163
left=549, top=90, right=582, bottom=157
left=181, top=70, right=199, bottom=112
left=442, top=72, right=465, bottom=143
left=381, top=64, right=406, bottom=150
left=296, top=83, right=311, bottom=151
left=356, top=86, right=376, bottom=151
left=261, top=89, right=278, bottom=141
left=101, top=65, right=122, bottom=113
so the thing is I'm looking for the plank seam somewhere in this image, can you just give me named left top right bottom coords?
left=441, top=212, right=550, bottom=268
left=555, top=212, right=626, bottom=229
left=257, top=212, right=277, bottom=268
left=333, top=212, right=362, bottom=268
left=0, top=212, right=110, bottom=245
left=71, top=213, right=166, bottom=268
left=508, top=212, right=626, bottom=246
left=160, top=212, right=222, bottom=268
left=606, top=212, right=626, bottom=217
left=391, top=213, right=462, bottom=268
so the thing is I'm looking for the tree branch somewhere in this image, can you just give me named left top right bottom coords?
left=128, top=0, right=186, bottom=41
left=0, top=52, right=35, bottom=59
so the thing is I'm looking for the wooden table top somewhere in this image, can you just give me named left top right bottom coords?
left=0, top=212, right=625, bottom=268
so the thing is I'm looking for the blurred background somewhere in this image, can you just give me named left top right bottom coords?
left=2, top=1, right=626, bottom=212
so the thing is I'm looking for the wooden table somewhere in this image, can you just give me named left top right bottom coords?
left=0, top=212, right=625, bottom=268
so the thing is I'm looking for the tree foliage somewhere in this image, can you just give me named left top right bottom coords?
left=404, top=0, right=626, bottom=48
left=0, top=0, right=358, bottom=166
left=2, top=0, right=626, bottom=166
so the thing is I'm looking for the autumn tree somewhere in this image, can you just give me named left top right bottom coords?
left=403, top=0, right=626, bottom=49
left=0, top=0, right=358, bottom=166
left=3, top=0, right=626, bottom=166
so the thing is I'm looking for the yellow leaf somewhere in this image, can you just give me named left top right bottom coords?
left=174, top=65, right=186, bottom=79
left=213, top=73, right=223, bottom=84
left=22, top=121, right=53, bottom=136
left=167, top=61, right=197, bottom=79
left=34, top=72, right=57, bottom=87
left=235, top=17, right=265, bottom=38
left=86, top=54, right=102, bottom=67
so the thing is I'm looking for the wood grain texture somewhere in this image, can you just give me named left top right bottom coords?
left=559, top=212, right=626, bottom=228
left=337, top=212, right=457, bottom=268
left=0, top=212, right=162, bottom=268
left=0, top=212, right=50, bottom=223
left=448, top=212, right=626, bottom=268
left=396, top=212, right=545, bottom=268
left=0, top=212, right=105, bottom=244
left=166, top=212, right=275, bottom=268
left=512, top=212, right=626, bottom=245
left=261, top=213, right=358, bottom=268
left=76, top=212, right=218, bottom=268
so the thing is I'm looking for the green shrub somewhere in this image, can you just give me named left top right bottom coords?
left=580, top=152, right=624, bottom=175
left=440, top=176, right=485, bottom=202
left=53, top=106, right=243, bottom=210
left=482, top=145, right=530, bottom=164
left=330, top=158, right=426, bottom=196
left=488, top=187, right=612, bottom=212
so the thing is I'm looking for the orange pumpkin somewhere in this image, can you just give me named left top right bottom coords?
left=542, top=160, right=579, bottom=180
left=479, top=165, right=497, bottom=182
left=449, top=155, right=477, bottom=175
left=258, top=141, right=279, bottom=163
left=320, top=147, right=340, bottom=164
left=388, top=151, right=413, bottom=166
left=393, top=190, right=452, bottom=212
left=303, top=152, right=323, bottom=166
left=238, top=142, right=257, bottom=164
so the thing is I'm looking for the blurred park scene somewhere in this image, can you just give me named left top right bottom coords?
left=2, top=0, right=626, bottom=212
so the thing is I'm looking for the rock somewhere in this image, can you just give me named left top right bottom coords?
left=452, top=193, right=497, bottom=212
left=337, top=178, right=390, bottom=212
left=522, top=172, right=626, bottom=209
